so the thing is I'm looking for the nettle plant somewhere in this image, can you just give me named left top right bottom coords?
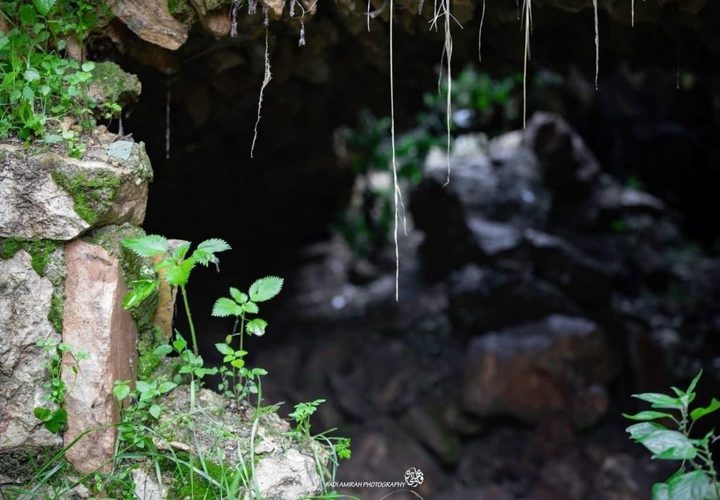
left=212, top=276, right=283, bottom=404
left=625, top=371, right=720, bottom=499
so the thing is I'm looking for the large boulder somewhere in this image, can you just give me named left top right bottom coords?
left=462, top=315, right=615, bottom=427
left=0, top=251, right=62, bottom=453
left=0, top=133, right=152, bottom=241
left=61, top=240, right=138, bottom=474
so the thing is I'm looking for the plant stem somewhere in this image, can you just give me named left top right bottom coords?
left=180, top=286, right=199, bottom=355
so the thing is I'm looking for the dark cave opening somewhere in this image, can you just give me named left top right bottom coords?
left=102, top=4, right=720, bottom=496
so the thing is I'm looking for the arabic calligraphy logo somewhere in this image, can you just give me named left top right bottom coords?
left=404, top=467, right=424, bottom=487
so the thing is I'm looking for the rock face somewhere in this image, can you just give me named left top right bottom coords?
left=0, top=251, right=62, bottom=452
left=254, top=448, right=323, bottom=500
left=462, top=315, right=614, bottom=426
left=0, top=136, right=151, bottom=240
left=61, top=240, right=138, bottom=473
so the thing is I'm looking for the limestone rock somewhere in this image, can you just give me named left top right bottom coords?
left=133, top=467, right=167, bottom=500
left=0, top=137, right=151, bottom=240
left=462, top=315, right=614, bottom=426
left=110, top=0, right=189, bottom=50
left=61, top=240, right=138, bottom=474
left=254, top=448, right=322, bottom=500
left=0, top=251, right=62, bottom=452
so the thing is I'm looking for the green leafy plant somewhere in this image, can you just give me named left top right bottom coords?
left=33, top=337, right=86, bottom=434
left=0, top=1, right=113, bottom=154
left=212, top=276, right=283, bottom=403
left=625, top=371, right=720, bottom=499
left=122, top=235, right=231, bottom=356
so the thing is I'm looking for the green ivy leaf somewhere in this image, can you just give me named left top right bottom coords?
left=212, top=297, right=242, bottom=318
left=249, top=276, right=283, bottom=302
left=43, top=408, right=67, bottom=434
left=34, top=407, right=52, bottom=422
left=122, top=279, right=158, bottom=310
left=246, top=318, right=268, bottom=336
left=690, top=398, right=720, bottom=422
left=230, top=287, right=248, bottom=304
left=123, top=235, right=169, bottom=258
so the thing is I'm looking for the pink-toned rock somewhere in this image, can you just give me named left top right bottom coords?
left=152, top=239, right=187, bottom=342
left=61, top=240, right=137, bottom=473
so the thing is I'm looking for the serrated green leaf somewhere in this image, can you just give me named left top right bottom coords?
left=230, top=287, right=248, bottom=304
left=652, top=482, right=670, bottom=500
left=632, top=393, right=683, bottom=410
left=165, top=259, right=195, bottom=287
left=242, top=301, right=259, bottom=314
left=212, top=297, right=242, bottom=318
left=172, top=242, right=191, bottom=262
left=193, top=239, right=231, bottom=266
left=122, top=279, right=158, bottom=310
left=636, top=429, right=697, bottom=460
left=123, top=235, right=169, bottom=258
left=24, top=68, right=40, bottom=82
left=691, top=398, right=720, bottom=422
left=249, top=276, right=283, bottom=302
left=623, top=411, right=674, bottom=422
left=149, top=404, right=162, bottom=419
left=33, top=0, right=57, bottom=15
left=246, top=318, right=268, bottom=336
left=136, top=381, right=151, bottom=394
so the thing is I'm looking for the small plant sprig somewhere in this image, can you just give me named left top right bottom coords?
left=33, top=337, right=87, bottom=434
left=289, top=399, right=326, bottom=439
left=122, top=235, right=231, bottom=356
left=625, top=371, right=720, bottom=499
left=212, top=276, right=283, bottom=403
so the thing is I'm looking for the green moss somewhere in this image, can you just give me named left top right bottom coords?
left=51, top=169, right=120, bottom=225
left=0, top=238, right=58, bottom=276
left=89, top=62, right=141, bottom=111
left=168, top=456, right=236, bottom=498
left=0, top=237, right=23, bottom=259
left=48, top=294, right=64, bottom=334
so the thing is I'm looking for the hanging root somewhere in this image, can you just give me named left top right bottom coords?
left=389, top=0, right=401, bottom=300
left=522, top=0, right=532, bottom=128
left=478, top=0, right=486, bottom=62
left=429, top=0, right=457, bottom=186
left=250, top=17, right=272, bottom=158
left=593, top=0, right=599, bottom=90
left=165, top=78, right=171, bottom=160
left=631, top=0, right=634, bottom=27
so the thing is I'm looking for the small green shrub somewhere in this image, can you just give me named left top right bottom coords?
left=625, top=371, right=720, bottom=499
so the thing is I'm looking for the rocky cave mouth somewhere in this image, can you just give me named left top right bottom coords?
left=28, top=0, right=720, bottom=496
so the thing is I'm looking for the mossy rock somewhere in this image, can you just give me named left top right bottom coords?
left=87, top=62, right=142, bottom=116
